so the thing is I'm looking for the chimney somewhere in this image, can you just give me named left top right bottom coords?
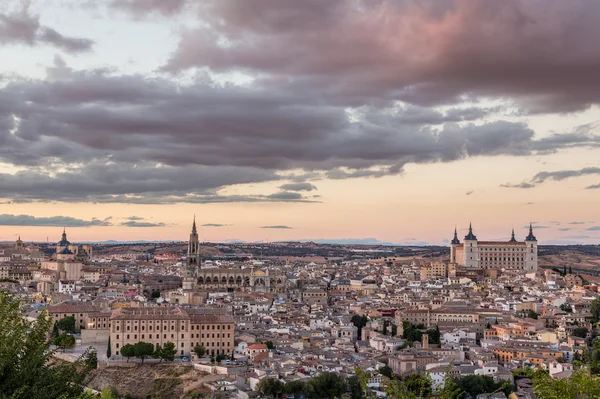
left=422, top=334, right=429, bottom=349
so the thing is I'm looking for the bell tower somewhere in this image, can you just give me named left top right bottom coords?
left=183, top=216, right=201, bottom=289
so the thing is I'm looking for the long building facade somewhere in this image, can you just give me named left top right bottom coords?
left=450, top=224, right=538, bottom=271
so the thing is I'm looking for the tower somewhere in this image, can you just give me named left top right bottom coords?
left=463, top=223, right=479, bottom=268
left=525, top=223, right=538, bottom=272
left=15, top=235, right=23, bottom=250
left=509, top=228, right=517, bottom=242
left=183, top=216, right=201, bottom=290
left=450, top=227, right=460, bottom=263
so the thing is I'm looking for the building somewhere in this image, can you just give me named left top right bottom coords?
left=110, top=307, right=235, bottom=358
left=450, top=224, right=538, bottom=271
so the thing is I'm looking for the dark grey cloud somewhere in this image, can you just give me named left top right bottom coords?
left=202, top=223, right=228, bottom=227
left=569, top=221, right=587, bottom=225
left=587, top=226, right=600, bottom=231
left=120, top=220, right=165, bottom=227
left=108, top=0, right=188, bottom=16
left=127, top=216, right=144, bottom=221
left=279, top=182, right=317, bottom=192
left=500, top=182, right=536, bottom=189
left=522, top=224, right=550, bottom=229
left=465, top=190, right=474, bottom=196
left=261, top=225, right=292, bottom=229
left=586, top=183, right=600, bottom=189
left=0, top=6, right=93, bottom=53
left=156, top=0, right=600, bottom=113
left=0, top=214, right=111, bottom=227
left=531, top=167, right=600, bottom=184
left=558, top=228, right=572, bottom=231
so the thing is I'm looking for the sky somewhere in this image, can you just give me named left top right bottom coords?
left=0, top=0, right=599, bottom=245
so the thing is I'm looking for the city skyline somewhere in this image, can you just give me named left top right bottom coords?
left=1, top=1, right=599, bottom=244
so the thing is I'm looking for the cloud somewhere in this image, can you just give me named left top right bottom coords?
left=558, top=228, right=572, bottom=231
left=159, top=0, right=600, bottom=113
left=586, top=183, right=600, bottom=189
left=0, top=214, right=111, bottom=227
left=120, top=220, right=165, bottom=227
left=531, top=167, right=600, bottom=184
left=261, top=225, right=292, bottom=229
left=523, top=224, right=550, bottom=229
left=127, top=216, right=144, bottom=221
left=500, top=182, right=536, bottom=189
left=465, top=190, right=474, bottom=196
left=0, top=5, right=93, bottom=53
left=107, top=0, right=188, bottom=16
left=279, top=182, right=317, bottom=192
left=587, top=226, right=600, bottom=231
left=202, top=223, right=228, bottom=227
left=569, top=221, right=587, bottom=225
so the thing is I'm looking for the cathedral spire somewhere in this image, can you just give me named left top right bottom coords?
left=526, top=222, right=537, bottom=241
left=464, top=222, right=477, bottom=240
left=451, top=226, right=460, bottom=244
left=192, top=214, right=197, bottom=235
left=509, top=227, right=517, bottom=242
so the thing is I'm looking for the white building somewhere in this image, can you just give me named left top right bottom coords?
left=450, top=224, right=538, bottom=271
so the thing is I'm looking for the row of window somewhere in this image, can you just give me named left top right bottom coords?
left=116, top=333, right=232, bottom=341
left=117, top=324, right=232, bottom=332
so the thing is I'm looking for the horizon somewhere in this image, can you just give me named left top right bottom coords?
left=1, top=1, right=599, bottom=245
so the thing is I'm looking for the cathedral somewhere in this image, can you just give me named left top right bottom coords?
left=181, top=217, right=286, bottom=293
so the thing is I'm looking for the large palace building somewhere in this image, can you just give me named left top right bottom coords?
left=450, top=224, right=538, bottom=271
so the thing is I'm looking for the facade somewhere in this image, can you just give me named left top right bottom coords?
left=181, top=217, right=286, bottom=293
left=450, top=224, right=538, bottom=271
left=110, top=307, right=235, bottom=358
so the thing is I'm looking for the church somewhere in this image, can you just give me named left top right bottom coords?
left=181, top=217, right=286, bottom=293
left=450, top=223, right=538, bottom=271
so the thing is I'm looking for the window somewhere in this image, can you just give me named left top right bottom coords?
left=116, top=335, right=119, bottom=339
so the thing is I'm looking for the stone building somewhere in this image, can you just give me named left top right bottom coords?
left=450, top=224, right=538, bottom=271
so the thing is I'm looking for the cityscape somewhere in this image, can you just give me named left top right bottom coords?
left=2, top=1, right=600, bottom=399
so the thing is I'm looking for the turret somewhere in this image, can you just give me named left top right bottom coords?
left=509, top=228, right=517, bottom=242
left=450, top=227, right=460, bottom=263
left=463, top=222, right=479, bottom=268
left=525, top=223, right=538, bottom=272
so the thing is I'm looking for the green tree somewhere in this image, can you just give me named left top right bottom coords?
left=391, top=323, right=398, bottom=337
left=560, top=303, right=573, bottom=313
left=591, top=299, right=600, bottom=323
left=347, top=375, right=364, bottom=399
left=158, top=341, right=177, bottom=362
left=100, top=387, right=121, bottom=399
left=403, top=373, right=432, bottom=398
left=215, top=353, right=227, bottom=363
left=527, top=309, right=539, bottom=319
left=383, top=321, right=388, bottom=335
left=0, top=291, right=92, bottom=398
left=54, top=333, right=76, bottom=352
left=56, top=315, right=77, bottom=333
left=107, top=336, right=112, bottom=359
left=379, top=365, right=394, bottom=379
left=307, top=372, right=346, bottom=399
left=265, top=340, right=275, bottom=350
left=257, top=377, right=284, bottom=398
left=453, top=375, right=511, bottom=398
left=533, top=369, right=600, bottom=398
left=385, top=379, right=416, bottom=399
left=572, top=327, right=589, bottom=338
left=120, top=343, right=135, bottom=362
left=134, top=341, right=154, bottom=364
left=284, top=380, right=307, bottom=396
left=351, top=315, right=370, bottom=340
left=193, top=345, right=206, bottom=358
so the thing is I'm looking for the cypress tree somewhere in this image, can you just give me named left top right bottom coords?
left=107, top=336, right=112, bottom=359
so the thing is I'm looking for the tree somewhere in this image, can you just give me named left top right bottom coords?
left=527, top=309, right=539, bottom=319
left=215, top=353, right=228, bottom=363
left=120, top=343, right=135, bottom=362
left=560, top=303, right=573, bottom=313
left=383, top=321, right=388, bottom=335
left=307, top=372, right=346, bottom=398
left=133, top=341, right=154, bottom=364
left=54, top=333, right=76, bottom=352
left=403, top=373, right=432, bottom=398
left=56, top=315, right=77, bottom=333
left=592, top=298, right=600, bottom=323
left=572, top=327, right=589, bottom=338
left=347, top=375, right=365, bottom=399
left=391, top=323, right=398, bottom=337
left=0, top=291, right=92, bottom=398
left=158, top=341, right=177, bottom=362
left=453, top=375, right=511, bottom=398
left=351, top=315, right=369, bottom=340
left=385, top=379, right=416, bottom=399
left=284, top=380, right=307, bottom=396
left=107, top=336, right=112, bottom=359
left=265, top=340, right=275, bottom=350
left=193, top=344, right=206, bottom=358
left=154, top=343, right=162, bottom=361
left=533, top=369, right=600, bottom=398
left=257, top=377, right=284, bottom=398
left=569, top=266, right=573, bottom=274
left=100, top=387, right=121, bottom=399
left=379, top=365, right=394, bottom=379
